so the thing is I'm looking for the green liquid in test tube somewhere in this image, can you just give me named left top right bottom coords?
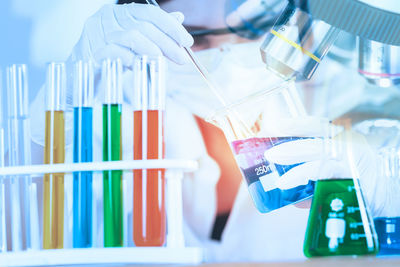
left=102, top=59, right=123, bottom=247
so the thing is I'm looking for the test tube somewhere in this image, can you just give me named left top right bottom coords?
left=6, top=64, right=34, bottom=251
left=72, top=61, right=94, bottom=248
left=102, top=59, right=123, bottom=247
left=43, top=62, right=66, bottom=249
left=0, top=71, right=5, bottom=253
left=133, top=56, right=166, bottom=246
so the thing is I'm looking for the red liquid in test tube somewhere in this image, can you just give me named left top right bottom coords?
left=133, top=56, right=166, bottom=246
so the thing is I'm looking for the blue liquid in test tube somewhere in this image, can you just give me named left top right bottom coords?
left=72, top=61, right=94, bottom=248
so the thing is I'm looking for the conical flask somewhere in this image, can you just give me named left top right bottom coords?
left=374, top=148, right=400, bottom=255
left=303, top=125, right=379, bottom=257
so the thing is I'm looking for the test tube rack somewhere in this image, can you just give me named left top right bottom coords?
left=0, top=159, right=203, bottom=266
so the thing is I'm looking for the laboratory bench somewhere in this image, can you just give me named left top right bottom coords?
left=199, top=257, right=400, bottom=267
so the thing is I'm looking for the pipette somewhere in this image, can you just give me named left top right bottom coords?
left=144, top=0, right=228, bottom=107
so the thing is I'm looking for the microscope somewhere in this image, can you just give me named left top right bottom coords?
left=225, top=0, right=400, bottom=87
left=222, top=0, right=400, bottom=141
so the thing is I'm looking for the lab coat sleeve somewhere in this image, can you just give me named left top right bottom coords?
left=208, top=182, right=309, bottom=262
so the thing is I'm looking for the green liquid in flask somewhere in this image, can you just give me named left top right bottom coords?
left=304, top=179, right=378, bottom=257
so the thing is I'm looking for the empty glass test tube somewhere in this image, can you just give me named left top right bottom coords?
left=73, top=61, right=94, bottom=248
left=43, top=62, right=66, bottom=249
left=102, top=59, right=123, bottom=247
left=133, top=56, right=166, bottom=246
left=6, top=64, right=39, bottom=251
left=0, top=71, right=6, bottom=253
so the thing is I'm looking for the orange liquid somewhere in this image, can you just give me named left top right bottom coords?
left=133, top=110, right=166, bottom=246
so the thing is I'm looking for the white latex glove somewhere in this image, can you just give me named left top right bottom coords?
left=263, top=118, right=386, bottom=217
left=70, top=3, right=194, bottom=66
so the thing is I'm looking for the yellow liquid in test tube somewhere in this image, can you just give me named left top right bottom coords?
left=43, top=110, right=65, bottom=249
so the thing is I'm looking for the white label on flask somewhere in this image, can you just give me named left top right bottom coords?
left=387, top=223, right=396, bottom=233
left=259, top=171, right=280, bottom=192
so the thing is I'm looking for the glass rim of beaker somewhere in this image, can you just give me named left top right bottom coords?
left=206, top=78, right=293, bottom=122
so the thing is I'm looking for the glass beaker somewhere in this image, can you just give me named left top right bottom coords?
left=374, top=148, right=400, bottom=255
left=209, top=81, right=320, bottom=213
left=260, top=2, right=340, bottom=80
left=102, top=59, right=123, bottom=248
left=72, top=60, right=94, bottom=248
left=303, top=127, right=379, bottom=257
left=133, top=56, right=166, bottom=247
left=43, top=62, right=66, bottom=249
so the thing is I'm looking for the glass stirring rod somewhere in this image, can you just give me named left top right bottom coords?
left=145, top=0, right=253, bottom=137
left=145, top=0, right=228, bottom=107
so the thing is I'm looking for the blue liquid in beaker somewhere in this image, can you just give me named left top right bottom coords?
left=375, top=217, right=400, bottom=255
left=231, top=137, right=315, bottom=213
left=73, top=107, right=93, bottom=248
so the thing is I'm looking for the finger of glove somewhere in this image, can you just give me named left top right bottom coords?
left=98, top=4, right=125, bottom=34
left=275, top=160, right=351, bottom=190
left=169, top=11, right=185, bottom=24
left=106, top=30, right=163, bottom=58
left=135, top=21, right=189, bottom=64
left=264, top=138, right=329, bottom=165
left=124, top=4, right=194, bottom=47
left=93, top=43, right=135, bottom=66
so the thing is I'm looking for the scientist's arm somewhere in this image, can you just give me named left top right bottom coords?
left=70, top=3, right=194, bottom=66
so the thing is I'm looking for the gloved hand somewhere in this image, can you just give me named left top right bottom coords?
left=262, top=117, right=387, bottom=217
left=70, top=3, right=194, bottom=66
